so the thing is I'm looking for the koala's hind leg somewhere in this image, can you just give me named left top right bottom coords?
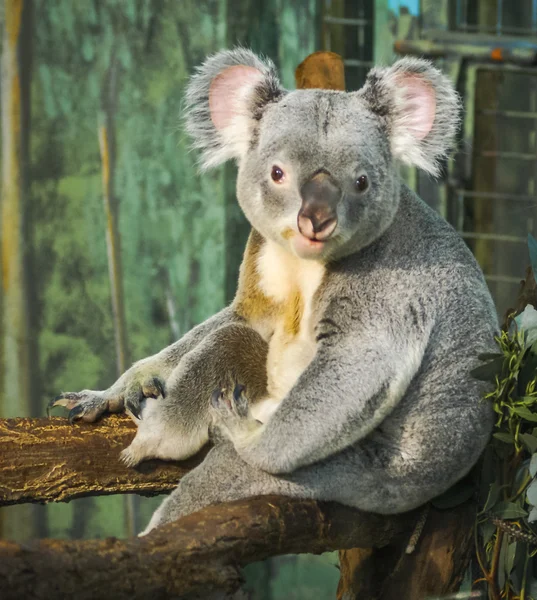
left=139, top=430, right=455, bottom=535
left=120, top=323, right=268, bottom=466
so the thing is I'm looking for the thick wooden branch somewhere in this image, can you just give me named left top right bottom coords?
left=0, top=415, right=205, bottom=505
left=337, top=501, right=476, bottom=600
left=0, top=495, right=413, bottom=600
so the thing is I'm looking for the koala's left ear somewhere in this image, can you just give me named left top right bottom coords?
left=185, top=48, right=285, bottom=169
left=361, top=57, right=461, bottom=176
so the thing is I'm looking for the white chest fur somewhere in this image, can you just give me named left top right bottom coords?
left=250, top=240, right=325, bottom=421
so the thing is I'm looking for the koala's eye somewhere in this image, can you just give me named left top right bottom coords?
left=271, top=165, right=285, bottom=183
left=355, top=175, right=368, bottom=192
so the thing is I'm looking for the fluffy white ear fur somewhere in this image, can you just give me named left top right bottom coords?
left=361, top=58, right=461, bottom=176
left=185, top=48, right=284, bottom=170
left=207, top=66, right=265, bottom=167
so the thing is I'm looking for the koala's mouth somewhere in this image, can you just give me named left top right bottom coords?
left=288, top=231, right=328, bottom=259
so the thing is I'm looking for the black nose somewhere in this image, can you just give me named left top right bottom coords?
left=298, top=172, right=340, bottom=241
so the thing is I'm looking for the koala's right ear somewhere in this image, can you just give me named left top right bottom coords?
left=184, top=48, right=284, bottom=170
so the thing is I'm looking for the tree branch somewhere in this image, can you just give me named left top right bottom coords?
left=0, top=415, right=206, bottom=505
left=0, top=495, right=414, bottom=600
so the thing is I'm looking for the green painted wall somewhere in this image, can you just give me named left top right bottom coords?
left=0, top=0, right=341, bottom=597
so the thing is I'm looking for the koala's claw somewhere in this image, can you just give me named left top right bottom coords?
left=142, top=376, right=166, bottom=399
left=68, top=405, right=85, bottom=424
left=50, top=391, right=111, bottom=423
left=125, top=376, right=166, bottom=421
left=210, top=384, right=262, bottom=448
left=210, top=384, right=250, bottom=420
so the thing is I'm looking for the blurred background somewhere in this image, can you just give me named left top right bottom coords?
left=0, top=0, right=536, bottom=598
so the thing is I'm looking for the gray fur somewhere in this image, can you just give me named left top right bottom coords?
left=55, top=50, right=497, bottom=535
left=184, top=47, right=283, bottom=169
left=361, top=57, right=461, bottom=175
left=143, top=185, right=496, bottom=532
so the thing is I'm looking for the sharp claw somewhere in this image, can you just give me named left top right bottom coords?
left=126, top=398, right=142, bottom=420
left=49, top=394, right=68, bottom=408
left=155, top=378, right=166, bottom=399
left=211, top=388, right=223, bottom=409
left=233, top=384, right=246, bottom=402
left=68, top=405, right=84, bottom=424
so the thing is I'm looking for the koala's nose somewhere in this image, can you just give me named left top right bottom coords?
left=298, top=172, right=340, bottom=241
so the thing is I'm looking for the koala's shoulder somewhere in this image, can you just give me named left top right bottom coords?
left=323, top=185, right=486, bottom=309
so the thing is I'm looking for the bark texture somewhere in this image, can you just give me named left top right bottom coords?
left=0, top=415, right=205, bottom=505
left=0, top=495, right=413, bottom=600
left=338, top=502, right=476, bottom=600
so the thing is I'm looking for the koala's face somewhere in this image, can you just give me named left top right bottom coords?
left=236, top=90, right=398, bottom=260
left=185, top=49, right=460, bottom=261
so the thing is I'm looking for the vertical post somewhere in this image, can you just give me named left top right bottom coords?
left=99, top=53, right=129, bottom=377
left=0, top=0, right=37, bottom=541
left=98, top=49, right=134, bottom=536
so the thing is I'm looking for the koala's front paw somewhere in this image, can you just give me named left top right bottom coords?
left=210, top=384, right=263, bottom=449
left=50, top=375, right=166, bottom=424
left=49, top=391, right=116, bottom=423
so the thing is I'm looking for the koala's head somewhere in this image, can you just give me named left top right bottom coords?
left=185, top=48, right=460, bottom=261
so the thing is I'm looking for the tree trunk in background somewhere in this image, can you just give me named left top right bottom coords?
left=98, top=50, right=135, bottom=537
left=0, top=0, right=37, bottom=541
left=99, top=54, right=129, bottom=378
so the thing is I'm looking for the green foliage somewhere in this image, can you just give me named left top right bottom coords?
left=475, top=305, right=537, bottom=599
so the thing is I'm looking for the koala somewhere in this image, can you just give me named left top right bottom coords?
left=52, top=49, right=498, bottom=536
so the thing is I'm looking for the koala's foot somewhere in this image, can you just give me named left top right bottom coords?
left=49, top=391, right=120, bottom=423
left=120, top=398, right=209, bottom=467
left=50, top=375, right=166, bottom=424
left=210, top=384, right=263, bottom=449
left=124, top=376, right=166, bottom=420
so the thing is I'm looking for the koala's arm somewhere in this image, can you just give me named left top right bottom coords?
left=225, top=312, right=432, bottom=474
left=52, top=306, right=243, bottom=420
left=142, top=306, right=241, bottom=374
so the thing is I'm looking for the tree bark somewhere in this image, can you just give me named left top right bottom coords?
left=99, top=51, right=130, bottom=377
left=0, top=495, right=413, bottom=600
left=338, top=502, right=476, bottom=600
left=0, top=415, right=206, bottom=505
left=1, top=0, right=37, bottom=542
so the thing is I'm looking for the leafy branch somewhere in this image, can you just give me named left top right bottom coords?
left=474, top=235, right=537, bottom=600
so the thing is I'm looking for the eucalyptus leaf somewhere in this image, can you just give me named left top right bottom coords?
left=530, top=454, right=537, bottom=478
left=519, top=351, right=537, bottom=396
left=511, top=541, right=528, bottom=594
left=506, top=542, right=517, bottom=576
left=529, top=506, right=537, bottom=523
left=471, top=357, right=504, bottom=382
left=521, top=433, right=537, bottom=454
left=481, top=521, right=496, bottom=545
left=528, top=233, right=537, bottom=280
left=529, top=569, right=537, bottom=597
left=528, top=480, right=537, bottom=506
left=490, top=502, right=528, bottom=519
left=515, top=304, right=537, bottom=344
left=513, top=405, right=537, bottom=422
left=498, top=534, right=508, bottom=589
left=483, top=481, right=501, bottom=512
left=494, top=432, right=515, bottom=444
